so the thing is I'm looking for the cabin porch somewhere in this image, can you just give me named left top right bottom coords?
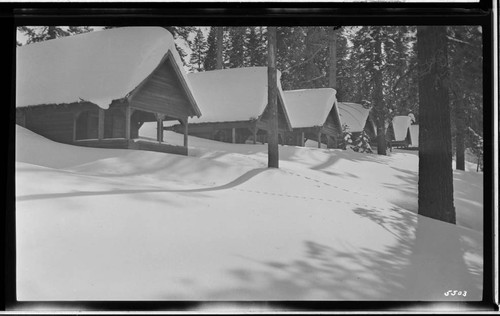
left=285, top=127, right=340, bottom=149
left=73, top=105, right=189, bottom=155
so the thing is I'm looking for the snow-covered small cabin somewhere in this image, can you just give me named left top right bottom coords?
left=283, top=88, right=342, bottom=148
left=387, top=115, right=418, bottom=148
left=169, top=67, right=292, bottom=144
left=408, top=124, right=419, bottom=148
left=337, top=102, right=377, bottom=140
left=16, top=27, right=201, bottom=156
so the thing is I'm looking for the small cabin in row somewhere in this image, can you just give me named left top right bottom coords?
left=168, top=67, right=293, bottom=144
left=282, top=88, right=342, bottom=148
left=337, top=102, right=377, bottom=141
left=387, top=115, right=419, bottom=149
left=16, top=27, right=201, bottom=155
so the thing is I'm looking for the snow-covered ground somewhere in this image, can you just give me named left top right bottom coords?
left=16, top=124, right=483, bottom=301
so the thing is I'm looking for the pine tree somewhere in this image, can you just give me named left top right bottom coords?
left=245, top=27, right=266, bottom=66
left=190, top=28, right=208, bottom=72
left=417, top=25, right=456, bottom=224
left=227, top=27, right=246, bottom=68
left=164, top=26, right=196, bottom=68
left=204, top=27, right=218, bottom=71
left=353, top=130, right=373, bottom=153
left=344, top=26, right=419, bottom=155
left=216, top=27, right=224, bottom=69
left=447, top=26, right=483, bottom=171
left=18, top=26, right=94, bottom=45
left=339, top=124, right=353, bottom=150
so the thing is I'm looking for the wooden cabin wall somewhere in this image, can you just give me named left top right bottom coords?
left=16, top=110, right=26, bottom=127
left=104, top=108, right=126, bottom=139
left=19, top=103, right=98, bottom=144
left=321, top=114, right=342, bottom=139
left=260, top=101, right=289, bottom=132
left=129, top=60, right=191, bottom=120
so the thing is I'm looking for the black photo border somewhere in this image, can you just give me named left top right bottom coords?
left=2, top=0, right=497, bottom=313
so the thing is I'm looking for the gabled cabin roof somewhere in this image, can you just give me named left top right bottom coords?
left=186, top=67, right=291, bottom=127
left=283, top=88, right=338, bottom=129
left=337, top=102, right=371, bottom=133
left=391, top=116, right=413, bottom=141
left=16, top=27, right=201, bottom=116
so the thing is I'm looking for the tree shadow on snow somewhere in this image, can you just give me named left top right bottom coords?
left=16, top=168, right=268, bottom=202
left=168, top=206, right=481, bottom=301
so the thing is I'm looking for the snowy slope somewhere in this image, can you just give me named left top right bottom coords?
left=16, top=27, right=191, bottom=110
left=283, top=88, right=337, bottom=128
left=16, top=125, right=483, bottom=301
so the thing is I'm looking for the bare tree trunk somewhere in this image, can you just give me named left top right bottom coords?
left=373, top=30, right=387, bottom=155
left=216, top=27, right=223, bottom=69
left=417, top=26, right=456, bottom=224
left=455, top=99, right=466, bottom=171
left=267, top=27, right=279, bottom=168
left=328, top=27, right=338, bottom=90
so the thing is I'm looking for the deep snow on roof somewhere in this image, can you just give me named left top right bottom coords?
left=16, top=27, right=193, bottom=110
left=337, top=102, right=371, bottom=133
left=283, top=88, right=337, bottom=128
left=392, top=116, right=413, bottom=141
left=409, top=124, right=419, bottom=147
left=187, top=67, right=286, bottom=123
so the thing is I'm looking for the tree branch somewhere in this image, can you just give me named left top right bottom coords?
left=446, top=35, right=481, bottom=49
left=393, top=62, right=418, bottom=91
left=282, top=44, right=327, bottom=74
left=298, top=73, right=327, bottom=84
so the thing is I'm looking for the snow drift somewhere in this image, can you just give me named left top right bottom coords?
left=16, top=125, right=483, bottom=301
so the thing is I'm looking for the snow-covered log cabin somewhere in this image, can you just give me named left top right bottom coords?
left=16, top=27, right=201, bottom=156
left=282, top=88, right=342, bottom=148
left=168, top=67, right=293, bottom=144
left=337, top=102, right=377, bottom=141
left=387, top=115, right=418, bottom=149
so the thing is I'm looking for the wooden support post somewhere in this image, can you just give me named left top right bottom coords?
left=317, top=130, right=322, bottom=148
left=98, top=108, right=104, bottom=140
left=156, top=120, right=162, bottom=142
left=125, top=107, right=132, bottom=140
left=253, top=128, right=257, bottom=144
left=156, top=114, right=165, bottom=142
left=232, top=128, right=236, bottom=144
left=300, top=132, right=305, bottom=147
left=183, top=119, right=188, bottom=147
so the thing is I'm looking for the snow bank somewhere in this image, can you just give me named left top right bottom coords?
left=337, top=102, right=370, bottom=133
left=187, top=67, right=287, bottom=123
left=283, top=88, right=337, bottom=128
left=16, top=27, right=191, bottom=110
left=15, top=125, right=483, bottom=301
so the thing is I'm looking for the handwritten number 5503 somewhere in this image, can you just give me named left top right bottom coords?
left=444, top=290, right=467, bottom=297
